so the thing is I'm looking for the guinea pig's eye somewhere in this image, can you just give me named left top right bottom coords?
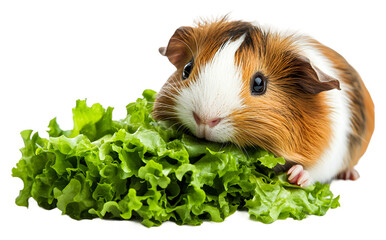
left=182, top=59, right=194, bottom=80
left=250, top=72, right=267, bottom=95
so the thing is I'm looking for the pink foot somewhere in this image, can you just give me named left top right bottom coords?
left=336, top=168, right=360, bottom=180
left=287, top=165, right=311, bottom=187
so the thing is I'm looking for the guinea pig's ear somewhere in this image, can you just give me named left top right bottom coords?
left=159, top=26, right=193, bottom=68
left=296, top=56, right=341, bottom=94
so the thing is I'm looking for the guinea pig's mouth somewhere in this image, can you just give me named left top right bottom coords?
left=188, top=113, right=232, bottom=143
left=195, top=124, right=214, bottom=141
left=194, top=126, right=232, bottom=144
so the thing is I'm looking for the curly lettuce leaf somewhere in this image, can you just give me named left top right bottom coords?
left=12, top=89, right=339, bottom=227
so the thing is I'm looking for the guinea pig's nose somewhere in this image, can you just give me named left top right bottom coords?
left=207, top=118, right=221, bottom=128
left=193, top=112, right=221, bottom=128
left=193, top=112, right=202, bottom=125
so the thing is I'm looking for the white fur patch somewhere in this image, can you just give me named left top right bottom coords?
left=174, top=35, right=245, bottom=142
left=296, top=38, right=352, bottom=183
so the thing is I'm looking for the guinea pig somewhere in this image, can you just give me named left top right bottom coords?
left=152, top=17, right=375, bottom=187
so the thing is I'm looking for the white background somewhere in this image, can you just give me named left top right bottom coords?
left=1, top=0, right=385, bottom=239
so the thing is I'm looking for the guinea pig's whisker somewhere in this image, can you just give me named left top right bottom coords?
left=234, top=128, right=263, bottom=148
left=173, top=121, right=190, bottom=135
left=175, top=124, right=185, bottom=133
left=218, top=142, right=231, bottom=153
left=169, top=78, right=186, bottom=91
left=153, top=106, right=176, bottom=113
left=163, top=85, right=182, bottom=96
left=163, top=81, right=184, bottom=94
left=242, top=146, right=251, bottom=159
left=156, top=90, right=179, bottom=103
left=152, top=102, right=175, bottom=108
left=166, top=120, right=181, bottom=130
left=154, top=117, right=181, bottom=128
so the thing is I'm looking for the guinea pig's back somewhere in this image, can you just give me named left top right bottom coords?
left=311, top=39, right=375, bottom=170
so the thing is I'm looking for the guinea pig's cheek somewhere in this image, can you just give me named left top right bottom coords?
left=173, top=97, right=198, bottom=133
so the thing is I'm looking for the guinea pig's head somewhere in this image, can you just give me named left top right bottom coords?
left=153, top=18, right=340, bottom=160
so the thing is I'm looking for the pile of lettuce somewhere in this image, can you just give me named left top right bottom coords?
left=12, top=90, right=339, bottom=227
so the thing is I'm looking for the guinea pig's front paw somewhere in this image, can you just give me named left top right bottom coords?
left=287, top=165, right=311, bottom=187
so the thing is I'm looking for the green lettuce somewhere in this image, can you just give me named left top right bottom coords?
left=12, top=89, right=339, bottom=227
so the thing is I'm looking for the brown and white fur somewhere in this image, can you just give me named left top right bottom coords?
left=153, top=18, right=375, bottom=187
